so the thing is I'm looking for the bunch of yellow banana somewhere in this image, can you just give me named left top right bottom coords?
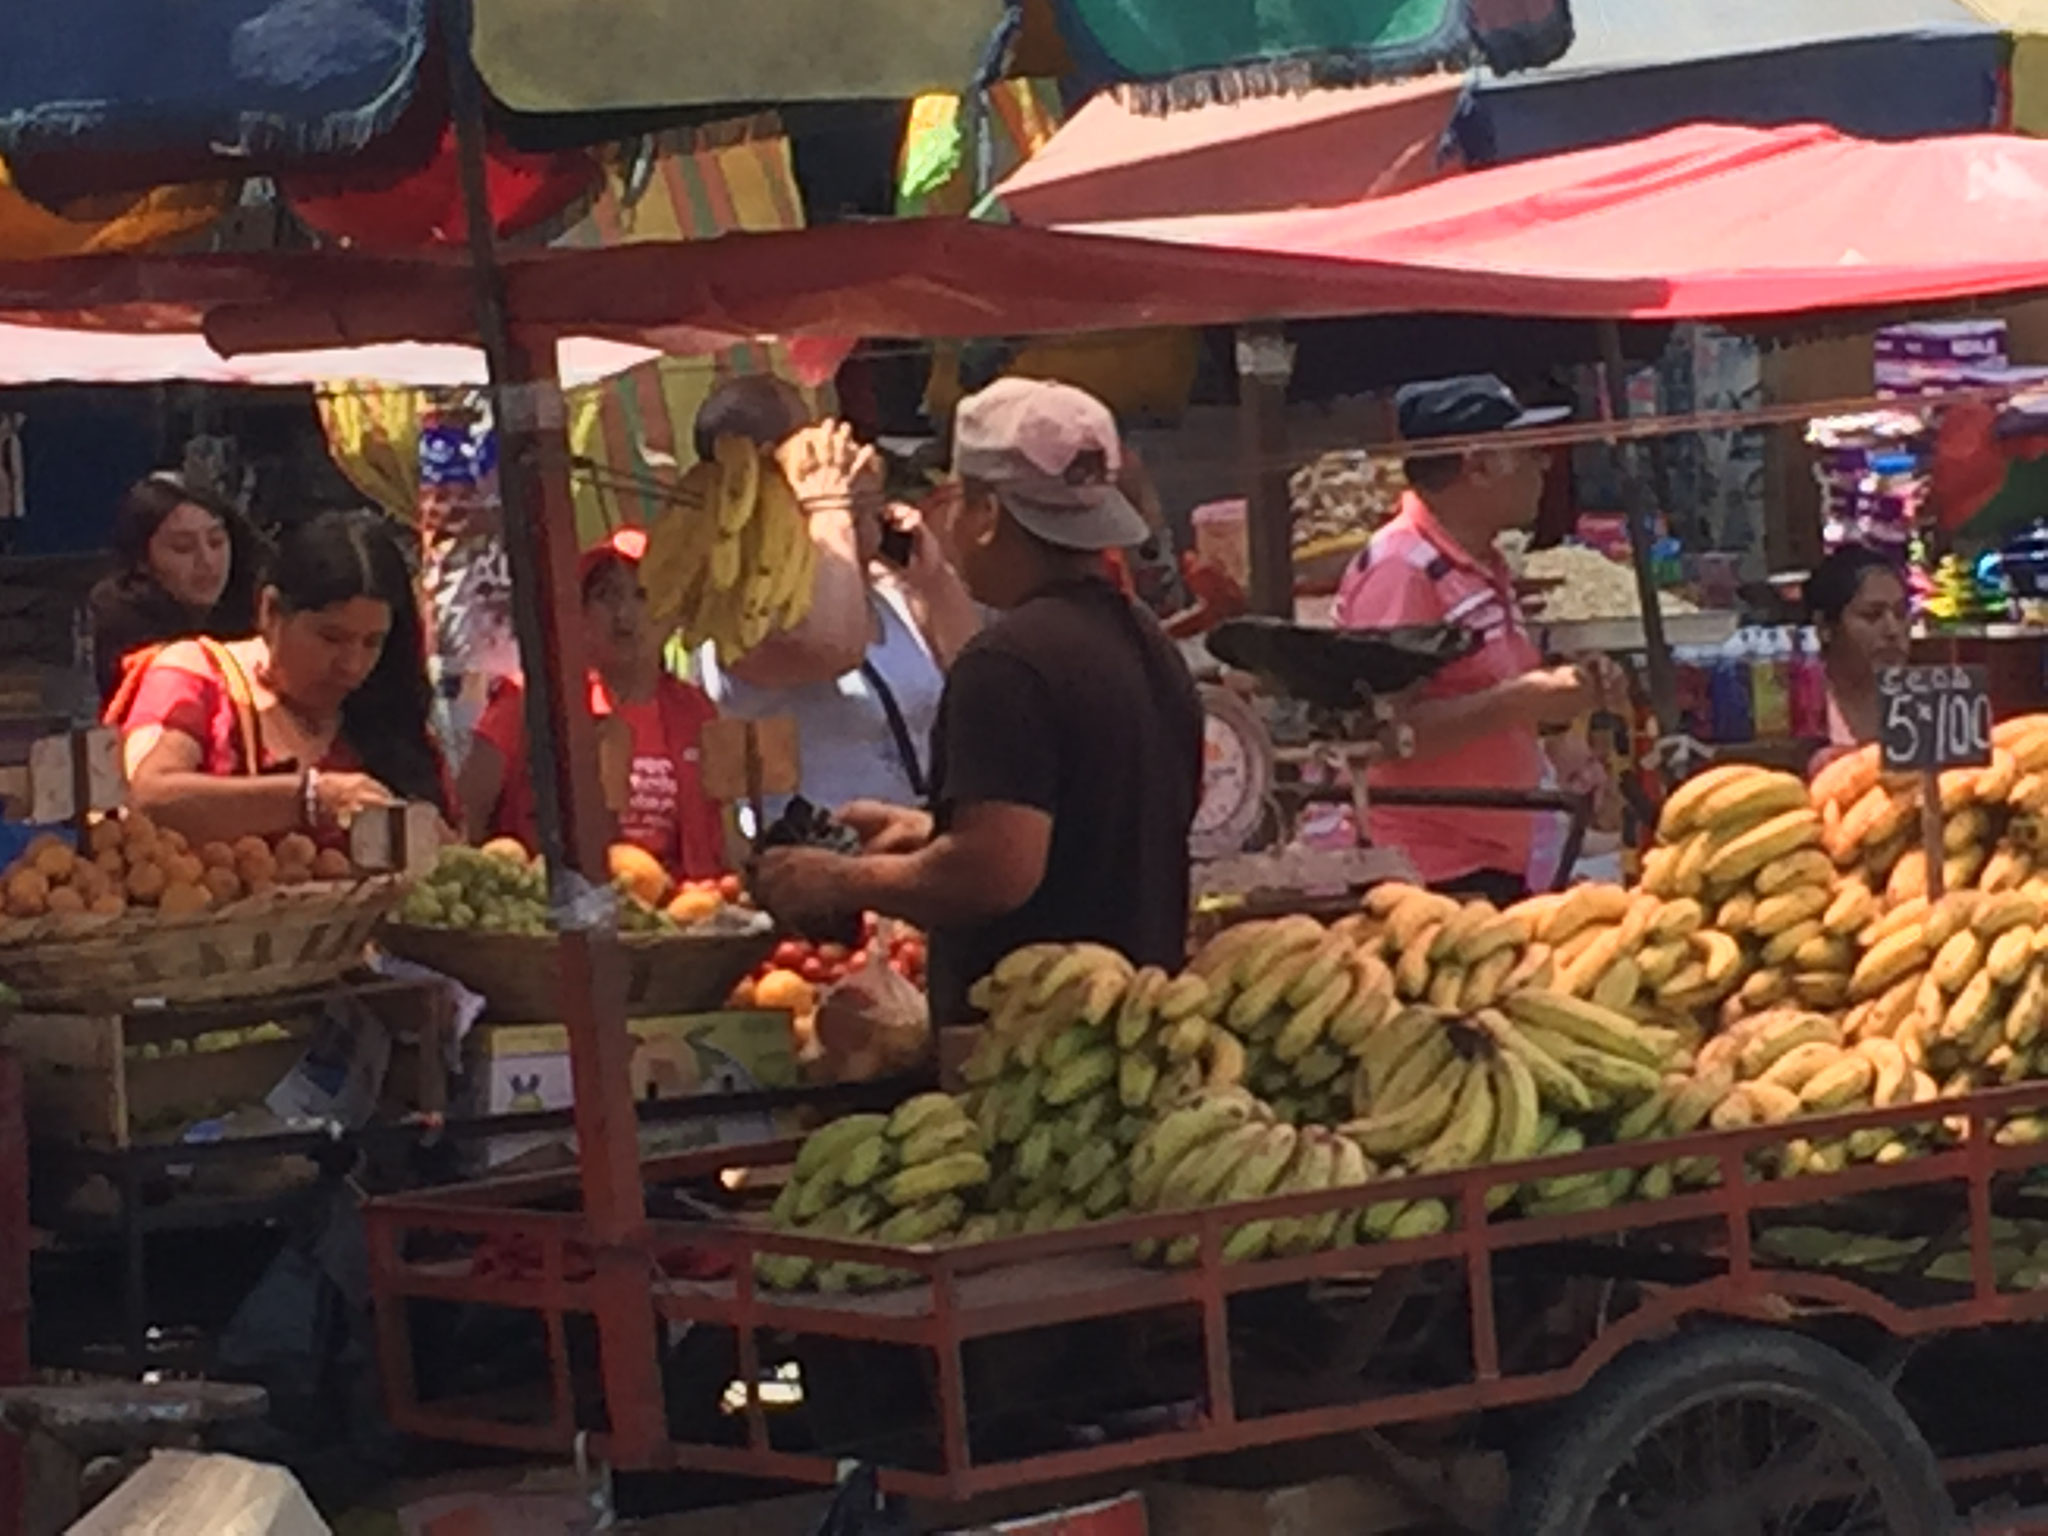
left=1343, top=989, right=1683, bottom=1217
left=757, top=1094, right=991, bottom=1291
left=637, top=433, right=817, bottom=663
left=1810, top=727, right=2048, bottom=902
left=1125, top=1088, right=1378, bottom=1265
left=960, top=943, right=1234, bottom=1229
left=1186, top=913, right=1399, bottom=1126
left=1840, top=886, right=2048, bottom=1093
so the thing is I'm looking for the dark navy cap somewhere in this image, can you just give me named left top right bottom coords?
left=1395, top=374, right=1570, bottom=444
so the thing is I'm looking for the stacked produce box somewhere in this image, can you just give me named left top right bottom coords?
left=755, top=719, right=2048, bottom=1290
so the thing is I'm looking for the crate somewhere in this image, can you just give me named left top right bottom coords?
left=0, top=978, right=454, bottom=1149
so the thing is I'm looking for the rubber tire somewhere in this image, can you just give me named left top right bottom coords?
left=1503, top=1325, right=1952, bottom=1536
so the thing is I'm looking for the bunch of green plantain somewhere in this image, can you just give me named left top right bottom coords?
left=755, top=1093, right=994, bottom=1293
left=1123, top=1086, right=1382, bottom=1265
left=957, top=942, right=1239, bottom=1230
left=1183, top=912, right=1399, bottom=1126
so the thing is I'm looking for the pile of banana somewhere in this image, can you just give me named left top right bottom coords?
left=956, top=944, right=1239, bottom=1232
left=638, top=433, right=817, bottom=662
left=1811, top=730, right=2048, bottom=902
left=757, top=1094, right=994, bottom=1292
left=1185, top=915, right=1399, bottom=1125
left=1639, top=764, right=1855, bottom=1022
left=1125, top=1088, right=1387, bottom=1265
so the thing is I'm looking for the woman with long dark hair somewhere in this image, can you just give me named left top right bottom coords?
left=107, top=510, right=447, bottom=844
left=1808, top=543, right=1912, bottom=755
left=88, top=473, right=265, bottom=704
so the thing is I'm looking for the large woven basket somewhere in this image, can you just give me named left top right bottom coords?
left=379, top=921, right=777, bottom=1021
left=0, top=877, right=408, bottom=1011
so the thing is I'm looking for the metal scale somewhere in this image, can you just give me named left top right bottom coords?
left=1188, top=618, right=1480, bottom=904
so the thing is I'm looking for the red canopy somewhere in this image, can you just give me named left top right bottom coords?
left=1072, top=123, right=2048, bottom=319
left=7, top=124, right=2048, bottom=353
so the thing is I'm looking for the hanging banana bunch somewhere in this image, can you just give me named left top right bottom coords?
left=639, top=433, right=818, bottom=663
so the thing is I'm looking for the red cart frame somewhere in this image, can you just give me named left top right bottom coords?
left=365, top=1076, right=2048, bottom=1501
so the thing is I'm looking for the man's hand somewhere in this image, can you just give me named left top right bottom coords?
left=838, top=800, right=933, bottom=855
left=779, top=420, right=881, bottom=519
left=750, top=846, right=859, bottom=931
left=1515, top=664, right=1603, bottom=728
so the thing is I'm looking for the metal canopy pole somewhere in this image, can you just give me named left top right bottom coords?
left=443, top=0, right=665, bottom=1463
left=1597, top=320, right=1679, bottom=736
left=1238, top=324, right=1297, bottom=618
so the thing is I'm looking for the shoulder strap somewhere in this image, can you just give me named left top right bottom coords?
left=861, top=659, right=929, bottom=802
left=193, top=637, right=264, bottom=776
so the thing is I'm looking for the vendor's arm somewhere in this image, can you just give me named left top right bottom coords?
left=724, top=424, right=880, bottom=690
left=1400, top=667, right=1599, bottom=756
left=755, top=648, right=1057, bottom=928
left=456, top=681, right=524, bottom=844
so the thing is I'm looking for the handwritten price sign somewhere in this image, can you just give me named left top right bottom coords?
left=1879, top=665, right=1992, bottom=773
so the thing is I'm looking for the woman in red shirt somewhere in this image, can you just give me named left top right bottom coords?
left=459, top=528, right=727, bottom=881
left=108, top=510, right=448, bottom=843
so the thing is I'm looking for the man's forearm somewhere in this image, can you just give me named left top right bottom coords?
left=836, top=837, right=1023, bottom=929
left=1403, top=677, right=1539, bottom=758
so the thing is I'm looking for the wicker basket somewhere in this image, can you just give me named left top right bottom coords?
left=0, top=877, right=409, bottom=1011
left=379, top=921, right=777, bottom=1021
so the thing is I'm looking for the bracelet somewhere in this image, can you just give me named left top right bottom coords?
left=302, top=766, right=321, bottom=830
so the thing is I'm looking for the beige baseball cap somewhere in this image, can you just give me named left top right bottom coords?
left=951, top=377, right=1149, bottom=551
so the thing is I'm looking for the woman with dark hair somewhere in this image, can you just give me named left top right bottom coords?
left=88, top=473, right=265, bottom=703
left=1808, top=543, right=1912, bottom=758
left=107, top=509, right=448, bottom=844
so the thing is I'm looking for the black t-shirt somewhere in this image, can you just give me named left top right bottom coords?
left=924, top=575, right=1204, bottom=1025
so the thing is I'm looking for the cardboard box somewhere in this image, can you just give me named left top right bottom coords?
left=465, top=1009, right=797, bottom=1167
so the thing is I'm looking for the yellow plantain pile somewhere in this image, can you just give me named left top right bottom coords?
left=638, top=433, right=817, bottom=663
left=1811, top=731, right=2048, bottom=904
left=756, top=1095, right=993, bottom=1292
left=955, top=944, right=1239, bottom=1232
left=1640, top=764, right=1852, bottom=1024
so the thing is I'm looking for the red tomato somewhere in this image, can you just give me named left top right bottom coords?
left=718, top=875, right=745, bottom=902
left=818, top=943, right=849, bottom=965
left=800, top=956, right=828, bottom=984
left=848, top=948, right=869, bottom=971
left=773, top=940, right=807, bottom=970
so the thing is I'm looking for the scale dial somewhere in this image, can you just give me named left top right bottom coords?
left=1191, top=685, right=1272, bottom=860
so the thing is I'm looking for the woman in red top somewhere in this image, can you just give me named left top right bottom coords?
left=108, top=510, right=447, bottom=844
left=459, top=528, right=727, bottom=881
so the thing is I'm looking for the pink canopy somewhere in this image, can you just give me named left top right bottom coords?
left=1070, top=123, right=2048, bottom=319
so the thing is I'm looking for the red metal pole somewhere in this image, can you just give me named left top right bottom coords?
left=443, top=0, right=665, bottom=1463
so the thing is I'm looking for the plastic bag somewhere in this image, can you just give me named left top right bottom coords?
left=814, top=922, right=929, bottom=1082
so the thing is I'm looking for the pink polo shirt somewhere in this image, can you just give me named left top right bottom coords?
left=1335, top=493, right=1546, bottom=886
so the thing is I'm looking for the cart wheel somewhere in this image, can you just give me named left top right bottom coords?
left=1504, top=1326, right=1949, bottom=1535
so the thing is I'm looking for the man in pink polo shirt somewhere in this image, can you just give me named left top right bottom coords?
left=1336, top=375, right=1601, bottom=903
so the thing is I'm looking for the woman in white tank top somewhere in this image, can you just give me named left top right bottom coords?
left=694, top=409, right=979, bottom=816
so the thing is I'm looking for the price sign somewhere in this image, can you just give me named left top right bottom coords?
left=1879, top=665, right=1993, bottom=772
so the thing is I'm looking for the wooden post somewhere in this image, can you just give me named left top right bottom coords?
left=1237, top=324, right=1296, bottom=619
left=1596, top=321, right=1679, bottom=737
left=1920, top=768, right=1946, bottom=902
left=444, top=0, right=665, bottom=1465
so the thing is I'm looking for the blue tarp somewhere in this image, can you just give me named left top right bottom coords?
left=1459, top=0, right=2005, bottom=163
left=0, top=0, right=428, bottom=195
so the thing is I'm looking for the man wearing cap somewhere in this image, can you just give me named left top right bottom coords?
left=754, top=378, right=1204, bottom=1024
left=1336, top=374, right=1604, bottom=903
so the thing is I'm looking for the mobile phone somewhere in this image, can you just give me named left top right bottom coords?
left=879, top=522, right=915, bottom=568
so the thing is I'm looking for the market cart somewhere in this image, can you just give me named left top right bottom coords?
left=362, top=1078, right=2048, bottom=1529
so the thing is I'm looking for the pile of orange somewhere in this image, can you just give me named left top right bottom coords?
left=1, top=814, right=354, bottom=923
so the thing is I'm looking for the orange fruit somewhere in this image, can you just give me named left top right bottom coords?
left=607, top=843, right=672, bottom=908
left=753, top=968, right=817, bottom=1015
